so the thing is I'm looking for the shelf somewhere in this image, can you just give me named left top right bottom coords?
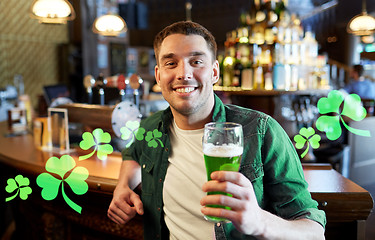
left=213, top=86, right=331, bottom=96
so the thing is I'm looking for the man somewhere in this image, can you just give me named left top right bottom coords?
left=343, top=64, right=375, bottom=100
left=108, top=21, right=326, bottom=239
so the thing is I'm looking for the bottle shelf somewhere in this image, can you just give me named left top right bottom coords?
left=213, top=85, right=330, bottom=96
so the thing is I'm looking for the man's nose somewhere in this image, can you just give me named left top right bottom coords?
left=176, top=63, right=193, bottom=80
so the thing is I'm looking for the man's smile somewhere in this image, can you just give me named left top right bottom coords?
left=174, top=87, right=197, bottom=93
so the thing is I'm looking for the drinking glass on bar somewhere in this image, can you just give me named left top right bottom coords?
left=202, top=122, right=243, bottom=222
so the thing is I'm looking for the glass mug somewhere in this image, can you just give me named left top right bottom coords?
left=202, top=122, right=243, bottom=222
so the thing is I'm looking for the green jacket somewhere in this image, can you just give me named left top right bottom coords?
left=123, top=94, right=326, bottom=239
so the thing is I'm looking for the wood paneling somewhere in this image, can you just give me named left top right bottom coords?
left=0, top=0, right=69, bottom=108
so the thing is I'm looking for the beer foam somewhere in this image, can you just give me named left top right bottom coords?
left=203, top=143, right=243, bottom=157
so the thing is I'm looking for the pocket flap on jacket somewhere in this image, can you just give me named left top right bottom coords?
left=140, top=154, right=154, bottom=173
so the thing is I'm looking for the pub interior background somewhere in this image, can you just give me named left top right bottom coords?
left=1, top=0, right=375, bottom=239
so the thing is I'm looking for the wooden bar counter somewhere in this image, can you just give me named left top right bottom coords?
left=0, top=122, right=372, bottom=239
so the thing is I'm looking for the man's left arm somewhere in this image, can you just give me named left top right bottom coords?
left=201, top=116, right=325, bottom=239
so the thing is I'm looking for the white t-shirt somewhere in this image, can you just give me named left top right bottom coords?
left=163, top=120, right=214, bottom=240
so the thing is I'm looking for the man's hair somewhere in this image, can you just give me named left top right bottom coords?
left=353, top=64, right=364, bottom=77
left=153, top=21, right=217, bottom=64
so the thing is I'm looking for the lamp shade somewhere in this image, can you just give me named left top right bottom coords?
left=30, top=0, right=75, bottom=24
left=92, top=14, right=127, bottom=37
left=347, top=12, right=375, bottom=36
left=361, top=35, right=374, bottom=44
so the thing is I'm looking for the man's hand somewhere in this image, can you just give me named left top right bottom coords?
left=200, top=171, right=265, bottom=236
left=200, top=171, right=325, bottom=240
left=108, top=185, right=144, bottom=225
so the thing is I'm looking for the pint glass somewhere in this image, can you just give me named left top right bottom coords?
left=202, top=122, right=243, bottom=222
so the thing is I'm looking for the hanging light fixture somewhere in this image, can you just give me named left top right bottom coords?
left=92, top=13, right=127, bottom=36
left=30, top=0, right=75, bottom=24
left=361, top=35, right=375, bottom=44
left=347, top=0, right=375, bottom=36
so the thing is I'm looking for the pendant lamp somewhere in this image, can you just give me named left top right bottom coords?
left=30, top=0, right=75, bottom=24
left=347, top=0, right=375, bottom=36
left=92, top=13, right=127, bottom=37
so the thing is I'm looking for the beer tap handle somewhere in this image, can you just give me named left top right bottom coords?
left=129, top=74, right=141, bottom=109
left=83, top=75, right=95, bottom=104
left=117, top=74, right=126, bottom=102
left=96, top=73, right=105, bottom=105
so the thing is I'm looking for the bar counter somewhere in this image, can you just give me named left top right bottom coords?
left=0, top=121, right=372, bottom=239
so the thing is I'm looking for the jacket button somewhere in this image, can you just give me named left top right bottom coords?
left=142, top=164, right=146, bottom=169
left=165, top=148, right=168, bottom=152
left=157, top=207, right=161, bottom=211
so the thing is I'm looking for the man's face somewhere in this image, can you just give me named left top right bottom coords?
left=350, top=68, right=359, bottom=80
left=155, top=34, right=219, bottom=117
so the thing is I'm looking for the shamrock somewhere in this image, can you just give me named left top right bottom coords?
left=79, top=128, right=113, bottom=161
left=36, top=155, right=89, bottom=214
left=294, top=127, right=321, bottom=158
left=120, top=121, right=145, bottom=148
left=145, top=129, right=164, bottom=148
left=316, top=90, right=370, bottom=140
left=5, top=175, right=32, bottom=202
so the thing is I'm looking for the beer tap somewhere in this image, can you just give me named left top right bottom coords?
left=117, top=74, right=126, bottom=102
left=129, top=74, right=142, bottom=109
left=83, top=75, right=95, bottom=104
left=96, top=73, right=105, bottom=105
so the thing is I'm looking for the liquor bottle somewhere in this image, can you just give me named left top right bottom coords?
left=232, top=51, right=243, bottom=87
left=272, top=43, right=286, bottom=90
left=253, top=45, right=264, bottom=90
left=222, top=32, right=236, bottom=87
left=303, top=28, right=318, bottom=67
left=264, top=64, right=273, bottom=90
left=290, top=64, right=299, bottom=91
left=241, top=59, right=254, bottom=90
left=253, top=64, right=264, bottom=90
left=223, top=47, right=236, bottom=87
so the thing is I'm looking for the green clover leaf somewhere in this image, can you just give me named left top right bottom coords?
left=316, top=115, right=342, bottom=141
left=145, top=129, right=164, bottom=148
left=79, top=128, right=114, bottom=161
left=294, top=127, right=321, bottom=158
left=135, top=128, right=146, bottom=141
left=36, top=155, right=89, bottom=214
left=5, top=175, right=32, bottom=202
left=120, top=121, right=142, bottom=148
left=317, top=90, right=344, bottom=114
left=341, top=94, right=367, bottom=121
left=316, top=90, right=370, bottom=140
left=293, top=134, right=307, bottom=149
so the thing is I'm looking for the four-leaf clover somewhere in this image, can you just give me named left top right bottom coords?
left=316, top=90, right=371, bottom=140
left=294, top=127, right=321, bottom=158
left=5, top=175, right=32, bottom=202
left=79, top=128, right=114, bottom=161
left=36, top=155, right=89, bottom=214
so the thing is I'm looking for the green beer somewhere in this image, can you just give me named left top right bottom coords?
left=203, top=144, right=243, bottom=222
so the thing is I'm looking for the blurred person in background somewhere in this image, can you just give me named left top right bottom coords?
left=343, top=64, right=375, bottom=100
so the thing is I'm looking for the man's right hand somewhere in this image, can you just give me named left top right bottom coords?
left=107, top=186, right=144, bottom=225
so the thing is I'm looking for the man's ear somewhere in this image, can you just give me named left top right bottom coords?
left=212, top=60, right=220, bottom=85
left=155, top=65, right=160, bottom=85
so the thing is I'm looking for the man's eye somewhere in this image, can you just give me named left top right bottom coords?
left=165, top=61, right=176, bottom=67
left=192, top=60, right=203, bottom=65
